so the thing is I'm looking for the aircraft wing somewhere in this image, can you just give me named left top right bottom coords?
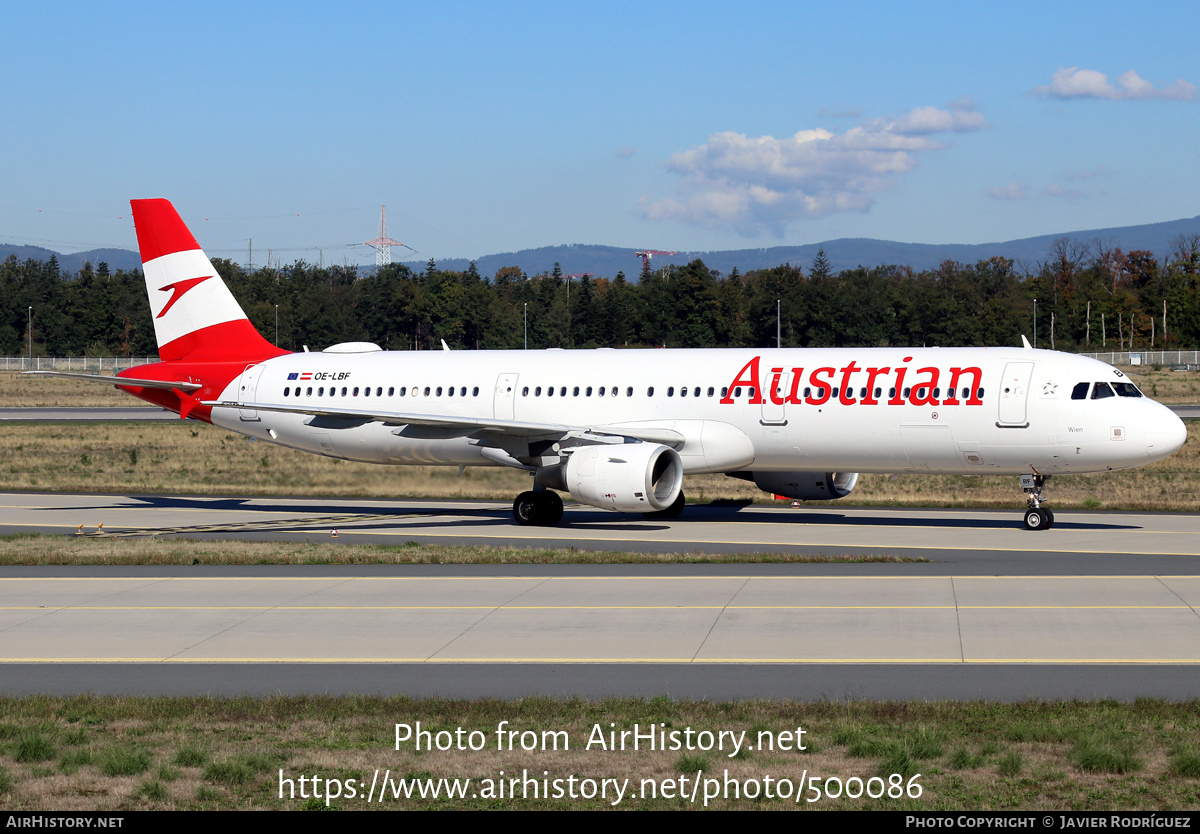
left=201, top=399, right=685, bottom=445
left=24, top=371, right=203, bottom=392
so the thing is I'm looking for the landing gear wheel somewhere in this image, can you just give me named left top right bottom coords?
left=1020, top=473, right=1053, bottom=531
left=539, top=490, right=564, bottom=526
left=512, top=490, right=564, bottom=527
left=513, top=491, right=540, bottom=526
left=642, top=491, right=686, bottom=520
left=1023, top=508, right=1052, bottom=531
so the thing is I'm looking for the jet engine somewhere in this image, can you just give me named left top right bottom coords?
left=537, top=443, right=683, bottom=512
left=749, top=471, right=859, bottom=500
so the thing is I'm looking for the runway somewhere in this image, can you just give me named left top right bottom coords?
left=1, top=492, right=1199, bottom=699
left=1, top=491, right=1198, bottom=572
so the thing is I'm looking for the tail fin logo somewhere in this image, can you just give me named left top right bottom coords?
left=156, top=276, right=212, bottom=319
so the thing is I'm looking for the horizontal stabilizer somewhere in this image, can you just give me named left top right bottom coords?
left=24, top=371, right=202, bottom=392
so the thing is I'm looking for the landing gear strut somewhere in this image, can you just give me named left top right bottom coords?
left=513, top=489, right=564, bottom=527
left=1020, top=473, right=1054, bottom=531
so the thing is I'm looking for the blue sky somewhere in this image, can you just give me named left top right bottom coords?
left=2, top=1, right=1198, bottom=266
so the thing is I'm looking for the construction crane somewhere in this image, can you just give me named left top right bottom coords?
left=634, top=250, right=679, bottom=271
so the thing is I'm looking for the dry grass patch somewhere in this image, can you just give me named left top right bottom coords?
left=0, top=372, right=133, bottom=408
left=0, top=535, right=912, bottom=566
left=0, top=419, right=1195, bottom=512
left=0, top=697, right=1197, bottom=810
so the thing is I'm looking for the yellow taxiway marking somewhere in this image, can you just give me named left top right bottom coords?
left=0, top=604, right=1193, bottom=611
left=3, top=658, right=1200, bottom=664
left=1, top=574, right=1199, bottom=582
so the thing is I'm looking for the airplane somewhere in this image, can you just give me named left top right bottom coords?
left=35, top=199, right=1189, bottom=531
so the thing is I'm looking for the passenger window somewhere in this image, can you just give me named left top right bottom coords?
left=448, top=387, right=454, bottom=397
left=889, top=388, right=896, bottom=399
left=353, top=387, right=359, bottom=397
left=1071, top=382, right=1090, bottom=400
left=668, top=387, right=675, bottom=397
left=388, top=387, right=394, bottom=397
left=694, top=387, right=701, bottom=397
left=423, top=387, right=430, bottom=396
left=521, top=386, right=528, bottom=397
left=735, top=387, right=742, bottom=397
left=707, top=387, right=714, bottom=397
left=284, top=387, right=290, bottom=397
left=627, top=387, right=633, bottom=397
left=874, top=388, right=882, bottom=399
left=306, top=387, right=312, bottom=396
left=341, top=387, right=348, bottom=397
left=535, top=386, right=542, bottom=396
left=573, top=387, right=580, bottom=396
left=586, top=386, right=593, bottom=396
left=1092, top=382, right=1115, bottom=399
left=473, top=387, right=480, bottom=396
left=647, top=387, right=655, bottom=397
left=559, top=387, right=566, bottom=396
left=612, top=387, right=618, bottom=397
left=679, top=387, right=686, bottom=397
left=831, top=387, right=838, bottom=399
left=721, top=387, right=728, bottom=397
left=598, top=387, right=605, bottom=397
left=436, top=387, right=443, bottom=396
left=804, top=387, right=811, bottom=397
left=547, top=387, right=554, bottom=397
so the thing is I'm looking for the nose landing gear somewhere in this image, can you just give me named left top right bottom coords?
left=1020, top=473, right=1054, bottom=530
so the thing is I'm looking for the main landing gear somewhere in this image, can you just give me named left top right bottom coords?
left=513, top=489, right=564, bottom=527
left=1020, top=473, right=1054, bottom=531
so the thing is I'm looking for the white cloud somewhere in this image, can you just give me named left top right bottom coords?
left=1064, top=165, right=1113, bottom=181
left=989, top=183, right=1026, bottom=201
left=1043, top=183, right=1085, bottom=200
left=1034, top=67, right=1197, bottom=101
left=616, top=146, right=636, bottom=159
left=640, top=103, right=988, bottom=236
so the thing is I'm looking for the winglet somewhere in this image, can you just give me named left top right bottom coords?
left=441, top=339, right=451, bottom=352
left=1021, top=335, right=1033, bottom=350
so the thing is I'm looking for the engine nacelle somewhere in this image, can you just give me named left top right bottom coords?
left=751, top=471, right=859, bottom=500
left=538, top=443, right=683, bottom=512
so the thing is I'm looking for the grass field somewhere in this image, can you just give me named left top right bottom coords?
left=0, top=536, right=919, bottom=566
left=0, top=407, right=1195, bottom=512
left=0, top=696, right=1196, bottom=810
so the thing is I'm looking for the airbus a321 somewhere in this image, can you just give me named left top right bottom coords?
left=38, top=199, right=1188, bottom=530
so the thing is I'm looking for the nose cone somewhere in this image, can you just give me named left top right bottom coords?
left=1146, top=406, right=1188, bottom=462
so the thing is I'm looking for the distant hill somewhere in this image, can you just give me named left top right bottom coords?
left=6, top=214, right=1200, bottom=279
left=0, top=244, right=142, bottom=274
left=401, top=215, right=1200, bottom=277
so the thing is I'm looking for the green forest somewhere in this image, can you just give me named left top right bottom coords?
left=3, top=237, right=1200, bottom=357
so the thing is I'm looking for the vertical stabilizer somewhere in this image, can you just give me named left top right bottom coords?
left=131, top=199, right=285, bottom=362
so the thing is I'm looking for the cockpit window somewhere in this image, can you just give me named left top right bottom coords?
left=1112, top=382, right=1143, bottom=398
left=1071, top=382, right=1090, bottom=400
left=1091, top=382, right=1115, bottom=399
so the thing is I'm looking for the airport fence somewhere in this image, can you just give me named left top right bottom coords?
left=1, top=356, right=157, bottom=372
left=3, top=351, right=1200, bottom=372
left=1080, top=350, right=1200, bottom=367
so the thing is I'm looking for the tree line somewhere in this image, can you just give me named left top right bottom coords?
left=3, top=235, right=1200, bottom=357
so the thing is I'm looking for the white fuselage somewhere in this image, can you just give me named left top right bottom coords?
left=209, top=345, right=1186, bottom=478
